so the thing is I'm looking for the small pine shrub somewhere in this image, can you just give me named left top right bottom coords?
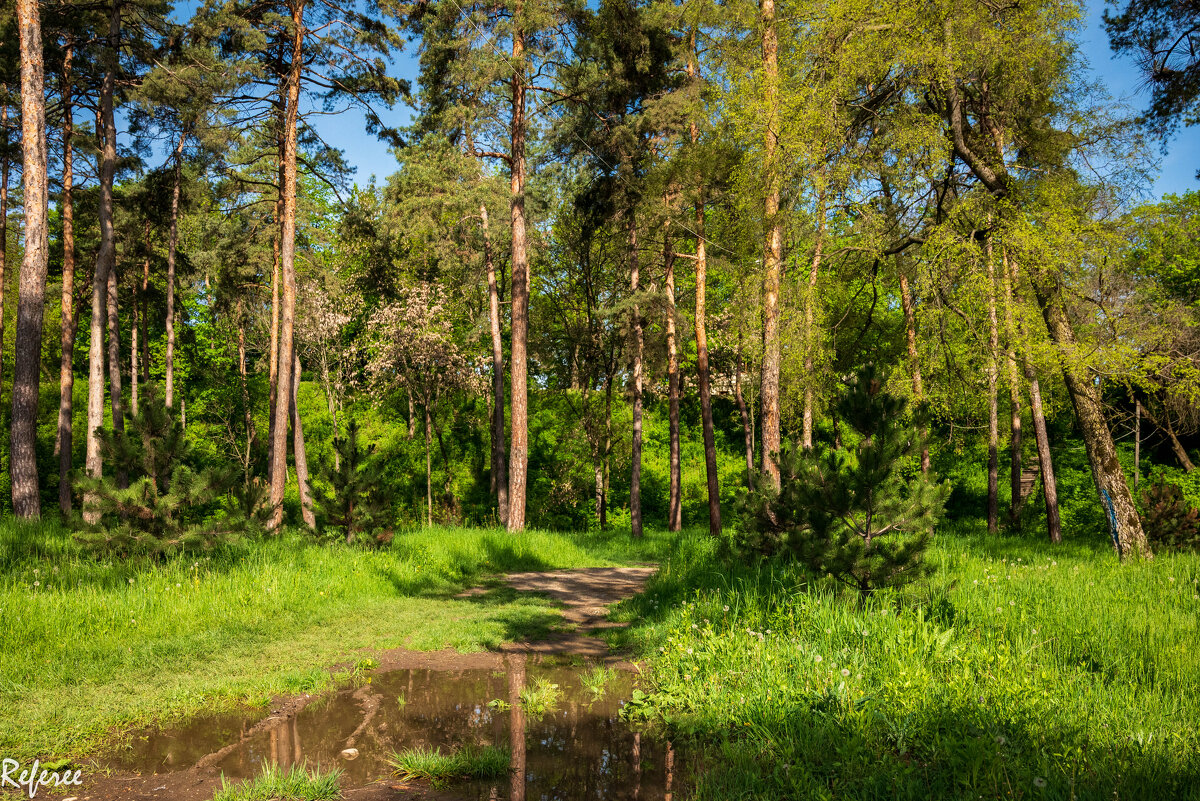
left=74, top=388, right=256, bottom=556
left=738, top=365, right=949, bottom=599
left=312, top=420, right=391, bottom=544
left=1139, top=474, right=1200, bottom=550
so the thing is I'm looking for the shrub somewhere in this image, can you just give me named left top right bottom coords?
left=1139, top=474, right=1200, bottom=550
left=312, top=420, right=391, bottom=544
left=738, top=366, right=949, bottom=598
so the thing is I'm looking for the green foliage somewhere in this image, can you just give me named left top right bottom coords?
left=389, top=744, right=510, bottom=787
left=739, top=367, right=949, bottom=598
left=212, top=762, right=342, bottom=801
left=312, top=420, right=390, bottom=545
left=72, top=390, right=255, bottom=557
left=1139, top=474, right=1200, bottom=550
left=519, top=676, right=562, bottom=718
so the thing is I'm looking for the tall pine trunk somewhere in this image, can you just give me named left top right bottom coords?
left=0, top=96, right=8, bottom=403
left=84, top=0, right=121, bottom=524
left=1001, top=248, right=1023, bottom=523
left=106, top=263, right=126, bottom=488
left=164, top=133, right=183, bottom=408
left=482, top=202, right=508, bottom=525
left=11, top=0, right=51, bottom=518
left=56, top=46, right=77, bottom=514
left=506, top=1, right=530, bottom=531
left=1033, top=276, right=1149, bottom=558
left=898, top=267, right=929, bottom=472
left=290, top=348, right=314, bottom=528
left=985, top=238, right=1000, bottom=533
left=269, top=0, right=305, bottom=530
left=758, top=0, right=783, bottom=485
left=267, top=147, right=283, bottom=476
left=664, top=213, right=682, bottom=532
left=801, top=200, right=826, bottom=449
left=629, top=216, right=644, bottom=538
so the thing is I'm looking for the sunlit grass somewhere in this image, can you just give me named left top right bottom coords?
left=519, top=676, right=562, bottom=718
left=212, top=763, right=341, bottom=801
left=580, top=664, right=617, bottom=699
left=614, top=521, right=1200, bottom=800
left=390, top=744, right=509, bottom=787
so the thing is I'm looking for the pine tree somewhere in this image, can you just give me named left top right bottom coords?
left=312, top=421, right=389, bottom=545
left=740, top=366, right=949, bottom=599
left=74, top=389, right=250, bottom=556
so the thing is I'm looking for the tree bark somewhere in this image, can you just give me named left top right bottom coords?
left=664, top=213, right=682, bottom=532
left=269, top=0, right=305, bottom=530
left=629, top=217, right=644, bottom=538
left=107, top=262, right=126, bottom=488
left=1025, top=360, right=1061, bottom=544
left=289, top=349, right=314, bottom=528
left=736, top=343, right=754, bottom=489
left=165, top=132, right=183, bottom=408
left=1001, top=249, right=1023, bottom=524
left=267, top=146, right=283, bottom=476
left=1033, top=276, right=1150, bottom=558
left=482, top=202, right=508, bottom=525
left=11, top=0, right=51, bottom=518
left=424, top=399, right=433, bottom=526
left=1164, top=414, right=1195, bottom=472
left=506, top=1, right=530, bottom=531
left=0, top=96, right=8, bottom=403
left=236, top=301, right=255, bottom=474
left=758, top=0, right=782, bottom=487
left=57, top=47, right=78, bottom=514
left=507, top=653, right=527, bottom=801
left=601, top=370, right=613, bottom=528
left=140, top=221, right=149, bottom=380
left=898, top=268, right=929, bottom=472
left=801, top=201, right=826, bottom=449
left=688, top=36, right=720, bottom=536
left=985, top=238, right=1000, bottom=533
left=84, top=0, right=121, bottom=524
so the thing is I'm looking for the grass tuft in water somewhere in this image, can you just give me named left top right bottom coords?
left=519, top=676, right=562, bottom=718
left=580, top=665, right=617, bottom=699
left=390, top=744, right=510, bottom=787
left=212, top=762, right=341, bottom=801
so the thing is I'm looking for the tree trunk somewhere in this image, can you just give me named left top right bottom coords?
left=1165, top=415, right=1195, bottom=472
left=269, top=0, right=305, bottom=530
left=507, top=654, right=527, bottom=801
left=736, top=342, right=754, bottom=489
left=140, top=221, right=149, bottom=381
left=664, top=214, right=682, bottom=532
left=985, top=238, right=1000, bottom=533
left=482, top=202, right=508, bottom=525
left=629, top=217, right=644, bottom=538
left=84, top=0, right=121, bottom=524
left=601, top=370, right=613, bottom=529
left=407, top=389, right=416, bottom=439
left=1025, top=361, right=1062, bottom=544
left=56, top=46, right=77, bottom=515
left=164, top=132, right=183, bottom=408
left=289, top=349, right=314, bottom=529
left=11, top=0, right=51, bottom=518
left=237, top=302, right=255, bottom=471
left=1033, top=276, right=1150, bottom=558
left=107, top=263, right=126, bottom=488
left=1001, top=249, right=1022, bottom=524
left=424, top=400, right=433, bottom=526
left=267, top=147, right=283, bottom=476
left=898, top=268, right=930, bottom=472
left=758, top=0, right=782, bottom=486
left=801, top=202, right=826, bottom=449
left=506, top=1, right=530, bottom=532
left=0, top=97, right=8, bottom=403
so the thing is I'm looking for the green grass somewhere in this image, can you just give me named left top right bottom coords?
left=0, top=518, right=673, bottom=761
left=518, top=676, right=562, bottom=718
left=612, top=522, right=1200, bottom=800
left=579, top=664, right=617, bottom=699
left=212, top=763, right=342, bottom=801
left=390, top=744, right=510, bottom=787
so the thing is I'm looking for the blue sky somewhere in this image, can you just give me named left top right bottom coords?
left=252, top=1, right=1200, bottom=199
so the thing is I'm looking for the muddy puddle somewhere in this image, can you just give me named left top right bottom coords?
left=104, top=655, right=685, bottom=799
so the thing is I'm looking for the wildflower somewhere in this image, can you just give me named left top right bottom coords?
left=995, top=735, right=1007, bottom=746
left=33, top=581, right=39, bottom=588
left=973, top=580, right=979, bottom=585
left=1169, top=577, right=1176, bottom=583
left=1032, top=629, right=1037, bottom=635
left=997, top=607, right=1002, bottom=613
left=814, top=655, right=823, bottom=663
left=856, top=674, right=862, bottom=680
left=1051, top=562, right=1057, bottom=567
left=128, top=578, right=134, bottom=585
left=841, top=668, right=850, bottom=677
left=1010, top=601, right=1015, bottom=606
left=687, top=648, right=693, bottom=655
left=723, top=605, right=730, bottom=612
left=1033, top=777, right=1047, bottom=788
left=176, top=583, right=181, bottom=588
left=880, top=609, right=888, bottom=615
left=33, top=569, right=39, bottom=575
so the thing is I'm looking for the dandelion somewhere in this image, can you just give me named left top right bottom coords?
left=33, top=581, right=40, bottom=588
left=1010, top=600, right=1015, bottom=606
left=880, top=609, right=888, bottom=615
left=997, top=607, right=1003, bottom=613
left=176, top=583, right=181, bottom=588
left=723, top=605, right=730, bottom=612
left=841, top=668, right=850, bottom=677
left=1033, top=777, right=1047, bottom=788
left=687, top=648, right=693, bottom=655
left=814, top=655, right=823, bottom=663
left=1051, top=562, right=1057, bottom=567
left=1032, top=629, right=1037, bottom=635
left=1169, top=577, right=1176, bottom=583
left=973, top=580, right=978, bottom=585
left=995, top=735, right=1007, bottom=746
left=128, top=578, right=134, bottom=585
left=856, top=674, right=862, bottom=680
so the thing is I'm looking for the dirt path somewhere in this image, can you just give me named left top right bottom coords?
left=63, top=566, right=656, bottom=801
left=458, top=565, right=657, bottom=661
